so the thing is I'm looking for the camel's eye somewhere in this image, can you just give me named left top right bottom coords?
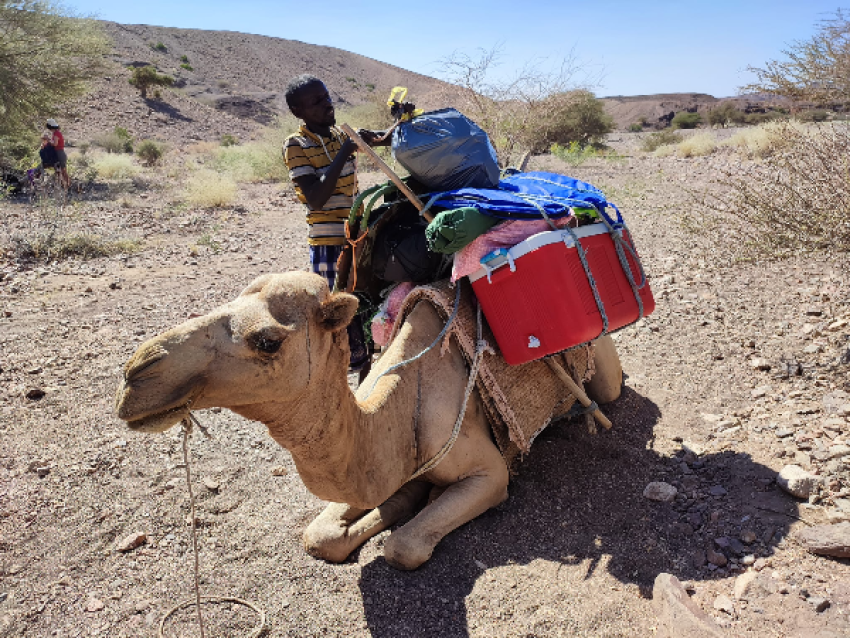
left=250, top=333, right=283, bottom=354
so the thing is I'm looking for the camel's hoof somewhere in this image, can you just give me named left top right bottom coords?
left=303, top=532, right=353, bottom=564
left=383, top=531, right=435, bottom=571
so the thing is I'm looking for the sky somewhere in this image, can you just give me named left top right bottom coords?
left=68, top=0, right=845, bottom=98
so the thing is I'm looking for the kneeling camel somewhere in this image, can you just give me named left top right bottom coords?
left=115, top=272, right=622, bottom=570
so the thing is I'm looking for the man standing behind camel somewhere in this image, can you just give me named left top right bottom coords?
left=282, top=74, right=388, bottom=376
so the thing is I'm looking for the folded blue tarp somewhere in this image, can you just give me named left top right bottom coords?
left=426, top=171, right=621, bottom=224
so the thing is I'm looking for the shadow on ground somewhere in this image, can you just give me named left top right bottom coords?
left=357, top=387, right=798, bottom=638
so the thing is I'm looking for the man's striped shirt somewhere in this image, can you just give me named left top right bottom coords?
left=283, top=124, right=357, bottom=246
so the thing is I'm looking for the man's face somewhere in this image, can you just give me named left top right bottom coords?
left=291, top=82, right=335, bottom=128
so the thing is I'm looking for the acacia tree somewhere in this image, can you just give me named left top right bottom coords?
left=743, top=9, right=850, bottom=105
left=128, top=65, right=174, bottom=99
left=0, top=1, right=109, bottom=161
left=438, top=46, right=608, bottom=163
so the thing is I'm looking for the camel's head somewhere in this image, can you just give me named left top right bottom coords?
left=115, top=272, right=358, bottom=433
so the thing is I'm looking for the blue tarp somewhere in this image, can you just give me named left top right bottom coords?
left=427, top=171, right=621, bottom=224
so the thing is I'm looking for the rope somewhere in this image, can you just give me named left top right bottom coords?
left=159, top=418, right=266, bottom=638
left=359, top=282, right=463, bottom=398
left=409, top=302, right=492, bottom=480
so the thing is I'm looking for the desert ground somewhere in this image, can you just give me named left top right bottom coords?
left=1, top=131, right=849, bottom=638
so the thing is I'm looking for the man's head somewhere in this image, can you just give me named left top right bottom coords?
left=285, top=75, right=335, bottom=128
left=46, top=118, right=60, bottom=130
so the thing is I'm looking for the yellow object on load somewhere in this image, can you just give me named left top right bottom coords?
left=387, top=86, right=423, bottom=122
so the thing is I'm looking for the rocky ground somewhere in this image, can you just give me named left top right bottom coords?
left=0, top=133, right=848, bottom=637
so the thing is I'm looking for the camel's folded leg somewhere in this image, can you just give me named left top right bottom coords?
left=383, top=449, right=509, bottom=571
left=303, top=480, right=431, bottom=563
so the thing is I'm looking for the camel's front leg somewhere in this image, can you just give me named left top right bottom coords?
left=304, top=480, right=431, bottom=563
left=383, top=443, right=509, bottom=570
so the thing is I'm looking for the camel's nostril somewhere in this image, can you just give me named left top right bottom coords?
left=124, top=352, right=165, bottom=382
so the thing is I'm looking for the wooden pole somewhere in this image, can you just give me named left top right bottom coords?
left=545, top=358, right=612, bottom=430
left=340, top=123, right=434, bottom=222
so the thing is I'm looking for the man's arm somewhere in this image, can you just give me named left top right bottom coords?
left=358, top=129, right=392, bottom=147
left=293, top=138, right=357, bottom=211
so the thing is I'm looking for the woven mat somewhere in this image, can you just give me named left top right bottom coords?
left=391, top=279, right=595, bottom=469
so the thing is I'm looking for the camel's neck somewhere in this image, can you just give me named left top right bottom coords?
left=233, top=335, right=419, bottom=509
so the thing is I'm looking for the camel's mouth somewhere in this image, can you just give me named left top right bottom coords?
left=125, top=404, right=190, bottom=433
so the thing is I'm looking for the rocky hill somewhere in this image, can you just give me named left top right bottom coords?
left=63, top=21, right=452, bottom=147
left=601, top=93, right=790, bottom=130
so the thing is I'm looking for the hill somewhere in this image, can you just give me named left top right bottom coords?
left=64, top=21, right=452, bottom=146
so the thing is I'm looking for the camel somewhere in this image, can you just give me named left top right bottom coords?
left=115, top=272, right=623, bottom=570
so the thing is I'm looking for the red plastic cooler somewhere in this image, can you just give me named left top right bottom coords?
left=469, top=223, right=655, bottom=365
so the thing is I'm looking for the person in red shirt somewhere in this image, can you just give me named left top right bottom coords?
left=43, top=119, right=70, bottom=190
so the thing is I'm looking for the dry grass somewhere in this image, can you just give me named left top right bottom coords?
left=695, top=121, right=850, bottom=256
left=721, top=121, right=808, bottom=158
left=676, top=132, right=717, bottom=157
left=184, top=169, right=238, bottom=208
left=92, top=153, right=137, bottom=180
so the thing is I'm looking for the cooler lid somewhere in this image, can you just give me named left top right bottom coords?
left=469, top=222, right=610, bottom=283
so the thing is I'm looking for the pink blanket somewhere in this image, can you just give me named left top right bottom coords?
left=452, top=216, right=576, bottom=281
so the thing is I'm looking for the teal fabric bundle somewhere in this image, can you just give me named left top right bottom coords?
left=425, top=207, right=500, bottom=254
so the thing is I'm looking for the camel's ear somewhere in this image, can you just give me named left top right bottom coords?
left=317, top=293, right=359, bottom=332
left=239, top=274, right=276, bottom=297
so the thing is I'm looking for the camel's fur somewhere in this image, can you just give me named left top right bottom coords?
left=115, top=272, right=621, bottom=570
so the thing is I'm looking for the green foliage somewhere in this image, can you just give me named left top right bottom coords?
left=93, top=127, right=134, bottom=153
left=628, top=123, right=643, bottom=132
left=135, top=139, right=164, bottom=165
left=128, top=65, right=174, bottom=99
left=365, top=83, right=375, bottom=91
left=542, top=90, right=615, bottom=148
left=550, top=141, right=598, bottom=166
left=220, top=134, right=239, bottom=147
left=180, top=54, right=189, bottom=63
left=151, top=41, right=167, bottom=52
left=707, top=102, right=747, bottom=126
left=671, top=111, right=702, bottom=129
left=0, top=1, right=110, bottom=165
left=641, top=129, right=683, bottom=152
left=180, top=63, right=193, bottom=71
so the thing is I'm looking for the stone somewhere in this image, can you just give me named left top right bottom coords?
left=828, top=444, right=850, bottom=459
left=740, top=530, right=757, bottom=544
left=775, top=428, right=794, bottom=439
left=652, top=573, right=725, bottom=638
left=776, top=465, right=819, bottom=499
left=709, top=485, right=727, bottom=497
left=733, top=571, right=758, bottom=600
left=713, top=594, right=735, bottom=615
left=202, top=478, right=220, bottom=492
left=116, top=532, right=147, bottom=553
left=808, top=597, right=830, bottom=612
left=753, top=558, right=768, bottom=571
left=270, top=465, right=288, bottom=477
left=749, top=358, right=771, bottom=371
left=823, top=390, right=850, bottom=415
left=741, top=555, right=756, bottom=566
left=85, top=598, right=105, bottom=612
left=25, top=388, right=46, bottom=400
left=644, top=482, right=678, bottom=503
left=707, top=549, right=727, bottom=567
left=795, top=522, right=850, bottom=558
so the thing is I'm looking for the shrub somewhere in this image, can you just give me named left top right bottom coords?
left=721, top=121, right=804, bottom=158
left=212, top=141, right=288, bottom=182
left=128, top=65, right=173, bottom=99
left=542, top=91, right=614, bottom=148
left=797, top=109, right=830, bottom=122
left=136, top=139, right=164, bottom=165
left=671, top=111, right=702, bottom=129
left=151, top=41, right=167, bottom=52
left=180, top=63, right=193, bottom=71
left=92, top=153, right=137, bottom=179
left=628, top=123, right=643, bottom=132
left=185, top=169, right=237, bottom=208
left=675, top=132, right=717, bottom=157
left=696, top=121, right=850, bottom=256
left=180, top=55, right=189, bottom=63
left=92, top=127, right=134, bottom=154
left=707, top=102, right=747, bottom=127
left=220, top=134, right=239, bottom=147
left=744, top=111, right=781, bottom=125
left=641, top=129, right=683, bottom=152
left=551, top=141, right=598, bottom=166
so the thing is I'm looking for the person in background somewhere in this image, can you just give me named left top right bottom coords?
left=282, top=74, right=389, bottom=381
left=39, top=118, right=70, bottom=190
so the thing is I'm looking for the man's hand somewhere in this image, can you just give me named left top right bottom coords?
left=357, top=129, right=390, bottom=147
left=341, top=138, right=358, bottom=158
